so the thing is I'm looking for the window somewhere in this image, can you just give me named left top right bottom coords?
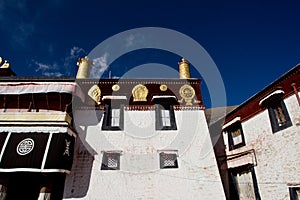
left=102, top=105, right=124, bottom=130
left=159, top=152, right=178, bottom=169
left=155, top=105, right=177, bottom=130
left=101, top=152, right=121, bottom=170
left=227, top=122, right=245, bottom=150
left=289, top=187, right=300, bottom=200
left=267, top=98, right=292, bottom=133
left=229, top=165, right=261, bottom=200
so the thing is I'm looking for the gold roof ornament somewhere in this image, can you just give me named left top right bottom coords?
left=76, top=56, right=93, bottom=79
left=88, top=85, right=101, bottom=105
left=132, top=84, right=148, bottom=102
left=160, top=84, right=168, bottom=91
left=112, top=84, right=120, bottom=91
left=178, top=58, right=191, bottom=79
left=0, top=57, right=10, bottom=68
left=178, top=84, right=195, bottom=105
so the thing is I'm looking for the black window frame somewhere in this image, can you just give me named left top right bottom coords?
left=101, top=152, right=121, bottom=170
left=159, top=152, right=178, bottom=169
left=267, top=97, right=292, bottom=133
left=155, top=104, right=177, bottom=131
left=289, top=187, right=300, bottom=200
left=102, top=104, right=124, bottom=131
left=226, top=122, right=246, bottom=151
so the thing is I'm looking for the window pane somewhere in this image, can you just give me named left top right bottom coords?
left=107, top=157, right=118, bottom=168
left=232, top=129, right=242, bottom=145
left=111, top=109, right=120, bottom=117
left=274, top=106, right=286, bottom=126
left=101, top=153, right=120, bottom=170
left=236, top=171, right=256, bottom=200
left=160, top=153, right=178, bottom=168
left=111, top=109, right=120, bottom=127
left=161, top=109, right=171, bottom=127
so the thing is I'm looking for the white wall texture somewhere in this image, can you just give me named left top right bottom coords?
left=65, top=108, right=225, bottom=199
left=224, top=93, right=300, bottom=200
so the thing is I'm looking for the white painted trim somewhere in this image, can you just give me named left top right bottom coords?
left=41, top=132, right=53, bottom=170
left=157, top=149, right=179, bottom=156
left=0, top=168, right=70, bottom=174
left=151, top=95, right=177, bottom=101
left=227, top=152, right=256, bottom=169
left=259, top=89, right=285, bottom=106
left=0, top=82, right=85, bottom=101
left=101, top=150, right=123, bottom=154
left=102, top=95, right=127, bottom=100
left=0, top=132, right=11, bottom=163
left=0, top=126, right=69, bottom=133
left=222, top=117, right=241, bottom=130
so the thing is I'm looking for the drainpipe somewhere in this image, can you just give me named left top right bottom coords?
left=291, top=83, right=300, bottom=107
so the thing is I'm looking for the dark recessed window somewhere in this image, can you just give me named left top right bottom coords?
left=289, top=187, right=300, bottom=200
left=155, top=105, right=177, bottom=130
left=102, top=104, right=124, bottom=131
left=227, top=122, right=245, bottom=151
left=159, top=152, right=178, bottom=169
left=267, top=98, right=292, bottom=133
left=101, top=152, right=120, bottom=170
left=229, top=165, right=261, bottom=200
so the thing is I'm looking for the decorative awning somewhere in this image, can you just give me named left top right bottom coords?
left=0, top=127, right=75, bottom=173
left=0, top=82, right=85, bottom=101
left=227, top=150, right=256, bottom=169
left=151, top=95, right=177, bottom=101
left=222, top=117, right=241, bottom=130
left=102, top=95, right=127, bottom=100
left=259, top=89, right=285, bottom=106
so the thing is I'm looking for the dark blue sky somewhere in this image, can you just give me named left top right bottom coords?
left=0, top=0, right=300, bottom=107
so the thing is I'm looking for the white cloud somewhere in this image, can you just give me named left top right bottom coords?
left=70, top=46, right=85, bottom=58
left=93, top=53, right=109, bottom=73
left=33, top=61, right=61, bottom=76
left=89, top=53, right=110, bottom=78
left=35, top=62, right=50, bottom=72
left=43, top=72, right=63, bottom=77
left=33, top=46, right=86, bottom=77
left=63, top=46, right=86, bottom=75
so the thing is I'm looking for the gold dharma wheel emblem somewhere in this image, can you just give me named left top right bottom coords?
left=112, top=84, right=120, bottom=91
left=179, top=84, right=195, bottom=105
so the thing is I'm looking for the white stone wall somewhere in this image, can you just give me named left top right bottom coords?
left=224, top=93, right=300, bottom=199
left=65, top=108, right=225, bottom=199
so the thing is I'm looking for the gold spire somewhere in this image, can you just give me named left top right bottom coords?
left=178, top=58, right=191, bottom=79
left=0, top=57, right=10, bottom=68
left=76, top=56, right=93, bottom=79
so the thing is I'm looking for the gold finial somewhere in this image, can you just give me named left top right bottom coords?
left=0, top=57, right=10, bottom=68
left=178, top=58, right=191, bottom=79
left=76, top=56, right=93, bottom=79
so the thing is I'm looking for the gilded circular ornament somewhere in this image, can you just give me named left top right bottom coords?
left=112, top=84, right=120, bottom=91
left=179, top=84, right=195, bottom=100
left=132, top=84, right=148, bottom=102
left=160, top=84, right=168, bottom=91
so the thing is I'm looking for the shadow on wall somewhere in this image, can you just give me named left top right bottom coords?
left=63, top=138, right=94, bottom=198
